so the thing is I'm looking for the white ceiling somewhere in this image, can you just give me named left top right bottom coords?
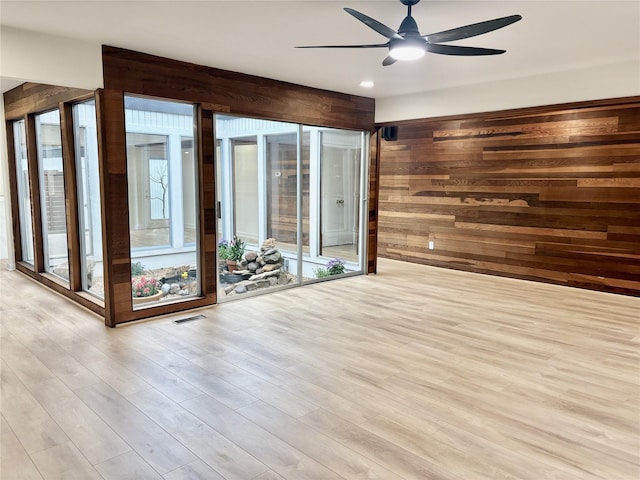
left=1, top=0, right=639, bottom=98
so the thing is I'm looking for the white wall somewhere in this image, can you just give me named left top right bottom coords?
left=0, top=26, right=103, bottom=90
left=0, top=28, right=102, bottom=265
left=0, top=97, right=14, bottom=265
left=376, top=60, right=640, bottom=123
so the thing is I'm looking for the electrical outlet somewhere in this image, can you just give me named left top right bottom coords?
left=428, top=240, right=435, bottom=250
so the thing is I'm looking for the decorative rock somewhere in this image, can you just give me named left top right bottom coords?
left=263, top=251, right=282, bottom=264
left=261, top=238, right=276, bottom=251
left=255, top=279, right=271, bottom=288
left=161, top=284, right=171, bottom=295
left=179, top=289, right=189, bottom=296
left=233, top=280, right=258, bottom=293
left=262, top=264, right=279, bottom=272
left=235, top=280, right=258, bottom=291
left=249, top=269, right=280, bottom=281
left=255, top=268, right=264, bottom=275
left=256, top=256, right=266, bottom=266
left=247, top=262, right=260, bottom=272
left=169, top=283, right=180, bottom=294
left=263, top=248, right=277, bottom=256
left=245, top=251, right=258, bottom=262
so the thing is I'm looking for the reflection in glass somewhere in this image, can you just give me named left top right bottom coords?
left=125, top=96, right=199, bottom=308
left=13, top=120, right=34, bottom=265
left=127, top=132, right=170, bottom=248
left=319, top=130, right=361, bottom=264
left=74, top=100, right=103, bottom=299
left=265, top=132, right=310, bottom=252
left=36, top=109, right=69, bottom=282
left=181, top=137, right=196, bottom=245
left=232, top=138, right=259, bottom=245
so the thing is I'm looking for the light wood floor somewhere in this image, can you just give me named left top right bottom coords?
left=1, top=259, right=638, bottom=480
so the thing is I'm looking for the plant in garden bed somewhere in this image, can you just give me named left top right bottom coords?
left=132, top=276, right=159, bottom=298
left=131, top=261, right=145, bottom=276
left=314, top=257, right=346, bottom=278
left=227, top=235, right=246, bottom=262
left=218, top=239, right=231, bottom=260
left=219, top=235, right=246, bottom=272
left=219, top=236, right=246, bottom=262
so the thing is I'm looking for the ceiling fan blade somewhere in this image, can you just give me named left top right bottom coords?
left=425, top=15, right=522, bottom=44
left=426, top=44, right=506, bottom=56
left=382, top=56, right=398, bottom=67
left=344, top=7, right=404, bottom=41
left=296, top=43, right=388, bottom=49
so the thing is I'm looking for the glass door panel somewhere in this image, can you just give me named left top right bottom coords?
left=265, top=132, right=310, bottom=254
left=232, top=138, right=259, bottom=246
left=36, top=109, right=69, bottom=283
left=73, top=100, right=103, bottom=298
left=319, top=130, right=361, bottom=264
left=181, top=137, right=196, bottom=245
left=13, top=120, right=34, bottom=265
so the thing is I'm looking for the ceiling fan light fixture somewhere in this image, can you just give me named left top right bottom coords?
left=389, top=43, right=425, bottom=61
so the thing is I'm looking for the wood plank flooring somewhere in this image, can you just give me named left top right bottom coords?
left=1, top=259, right=638, bottom=479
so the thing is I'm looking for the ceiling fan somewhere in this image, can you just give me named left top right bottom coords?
left=296, top=0, right=522, bottom=66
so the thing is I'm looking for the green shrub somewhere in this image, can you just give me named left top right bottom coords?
left=131, top=261, right=144, bottom=276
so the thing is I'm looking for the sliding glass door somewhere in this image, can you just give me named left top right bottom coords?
left=73, top=100, right=103, bottom=298
left=215, top=115, right=368, bottom=300
left=35, top=109, right=69, bottom=283
left=319, top=130, right=361, bottom=263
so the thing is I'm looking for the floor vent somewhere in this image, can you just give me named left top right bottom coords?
left=173, top=315, right=206, bottom=324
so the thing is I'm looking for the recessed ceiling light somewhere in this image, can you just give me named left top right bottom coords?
left=360, top=80, right=374, bottom=88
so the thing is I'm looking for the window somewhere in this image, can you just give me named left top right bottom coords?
left=125, top=96, right=199, bottom=307
left=35, top=109, right=69, bottom=282
left=74, top=100, right=103, bottom=299
left=13, top=120, right=34, bottom=265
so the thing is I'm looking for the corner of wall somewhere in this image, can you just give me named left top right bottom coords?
left=0, top=26, right=103, bottom=91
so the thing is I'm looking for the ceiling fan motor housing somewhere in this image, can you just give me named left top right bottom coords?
left=398, top=14, right=421, bottom=36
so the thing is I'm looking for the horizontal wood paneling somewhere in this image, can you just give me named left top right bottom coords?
left=3, top=83, right=92, bottom=119
left=377, top=98, right=640, bottom=296
left=102, top=46, right=375, bottom=131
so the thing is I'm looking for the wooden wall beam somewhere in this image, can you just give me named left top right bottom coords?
left=4, top=83, right=92, bottom=120
left=5, top=120, right=23, bottom=263
left=102, top=46, right=374, bottom=131
left=198, top=108, right=218, bottom=300
left=95, top=88, right=129, bottom=326
left=60, top=102, right=82, bottom=291
left=367, top=129, right=380, bottom=274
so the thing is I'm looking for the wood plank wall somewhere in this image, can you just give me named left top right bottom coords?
left=102, top=46, right=374, bottom=131
left=377, top=97, right=640, bottom=296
